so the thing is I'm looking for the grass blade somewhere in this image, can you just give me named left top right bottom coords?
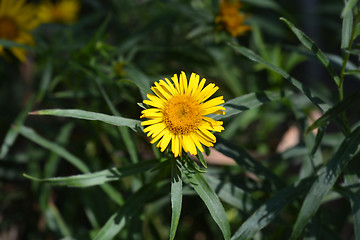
left=231, top=177, right=314, bottom=240
left=291, top=126, right=360, bottom=239
left=185, top=168, right=231, bottom=240
left=280, top=17, right=340, bottom=86
left=170, top=159, right=182, bottom=240
left=23, top=160, right=157, bottom=187
left=29, top=109, right=140, bottom=131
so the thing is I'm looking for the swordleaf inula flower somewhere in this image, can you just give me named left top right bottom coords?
left=141, top=71, right=225, bottom=157
left=0, top=0, right=40, bottom=62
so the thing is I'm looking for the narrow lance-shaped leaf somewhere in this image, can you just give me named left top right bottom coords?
left=216, top=136, right=285, bottom=190
left=341, top=2, right=353, bottom=49
left=280, top=17, right=340, bottom=86
left=231, top=177, right=314, bottom=240
left=185, top=166, right=231, bottom=240
left=341, top=0, right=358, bottom=18
left=19, top=125, right=124, bottom=205
left=228, top=43, right=349, bottom=136
left=205, top=175, right=257, bottom=212
left=29, top=109, right=140, bottom=131
left=170, top=159, right=182, bottom=240
left=306, top=88, right=360, bottom=133
left=343, top=165, right=360, bottom=240
left=93, top=181, right=167, bottom=240
left=228, top=43, right=328, bottom=111
left=214, top=90, right=292, bottom=121
left=19, top=126, right=89, bottom=173
left=23, top=160, right=158, bottom=187
left=0, top=96, right=35, bottom=159
left=291, top=126, right=360, bottom=239
left=0, top=39, right=32, bottom=49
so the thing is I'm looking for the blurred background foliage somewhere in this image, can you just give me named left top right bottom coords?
left=1, top=0, right=360, bottom=239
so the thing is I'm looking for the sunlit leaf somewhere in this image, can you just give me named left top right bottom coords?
left=23, top=160, right=157, bottom=187
left=30, top=109, right=140, bottom=131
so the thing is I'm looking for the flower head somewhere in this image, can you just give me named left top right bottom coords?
left=215, top=0, right=251, bottom=37
left=0, top=0, right=40, bottom=62
left=38, top=0, right=80, bottom=24
left=141, top=72, right=225, bottom=157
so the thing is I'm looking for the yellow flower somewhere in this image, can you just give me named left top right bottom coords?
left=38, top=0, right=80, bottom=24
left=141, top=72, right=225, bottom=157
left=0, top=0, right=39, bottom=62
left=215, top=0, right=251, bottom=37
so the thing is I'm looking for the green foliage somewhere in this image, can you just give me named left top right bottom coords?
left=1, top=0, right=360, bottom=239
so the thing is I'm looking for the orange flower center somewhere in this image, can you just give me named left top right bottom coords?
left=162, top=95, right=203, bottom=135
left=0, top=17, right=19, bottom=40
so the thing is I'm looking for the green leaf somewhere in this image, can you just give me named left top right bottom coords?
left=291, top=126, right=360, bottom=239
left=37, top=59, right=53, bottom=102
left=124, top=65, right=152, bottom=98
left=229, top=43, right=349, bottom=135
left=45, top=202, right=72, bottom=237
left=185, top=168, right=231, bottom=240
left=29, top=109, right=140, bottom=131
left=215, top=90, right=291, bottom=120
left=343, top=164, right=360, bottom=240
left=93, top=182, right=166, bottom=240
left=19, top=125, right=124, bottom=205
left=216, top=136, right=285, bottom=190
left=0, top=96, right=35, bottom=159
left=280, top=18, right=340, bottom=86
left=341, top=0, right=358, bottom=18
left=241, top=0, right=283, bottom=12
left=96, top=74, right=139, bottom=162
left=341, top=3, right=353, bottom=49
left=228, top=43, right=329, bottom=111
left=231, top=177, right=314, bottom=240
left=170, top=159, right=182, bottom=240
left=0, top=39, right=32, bottom=49
left=306, top=88, right=360, bottom=133
left=196, top=148, right=207, bottom=168
left=19, top=126, right=89, bottom=173
left=205, top=175, right=257, bottom=212
left=23, top=160, right=157, bottom=187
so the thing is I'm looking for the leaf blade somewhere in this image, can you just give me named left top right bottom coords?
left=30, top=109, right=140, bottom=131
left=280, top=17, right=340, bottom=85
left=23, top=160, right=158, bottom=187
left=185, top=169, right=231, bottom=240
left=291, top=126, right=360, bottom=239
left=170, top=159, right=182, bottom=240
left=306, top=88, right=360, bottom=133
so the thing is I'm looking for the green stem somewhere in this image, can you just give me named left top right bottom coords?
left=338, top=5, right=360, bottom=134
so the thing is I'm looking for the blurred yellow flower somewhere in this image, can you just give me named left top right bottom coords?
left=0, top=0, right=39, bottom=62
left=38, top=0, right=80, bottom=24
left=215, top=0, right=251, bottom=37
left=141, top=72, right=225, bottom=157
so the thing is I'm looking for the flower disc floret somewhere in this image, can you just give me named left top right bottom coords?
left=140, top=71, right=225, bottom=157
